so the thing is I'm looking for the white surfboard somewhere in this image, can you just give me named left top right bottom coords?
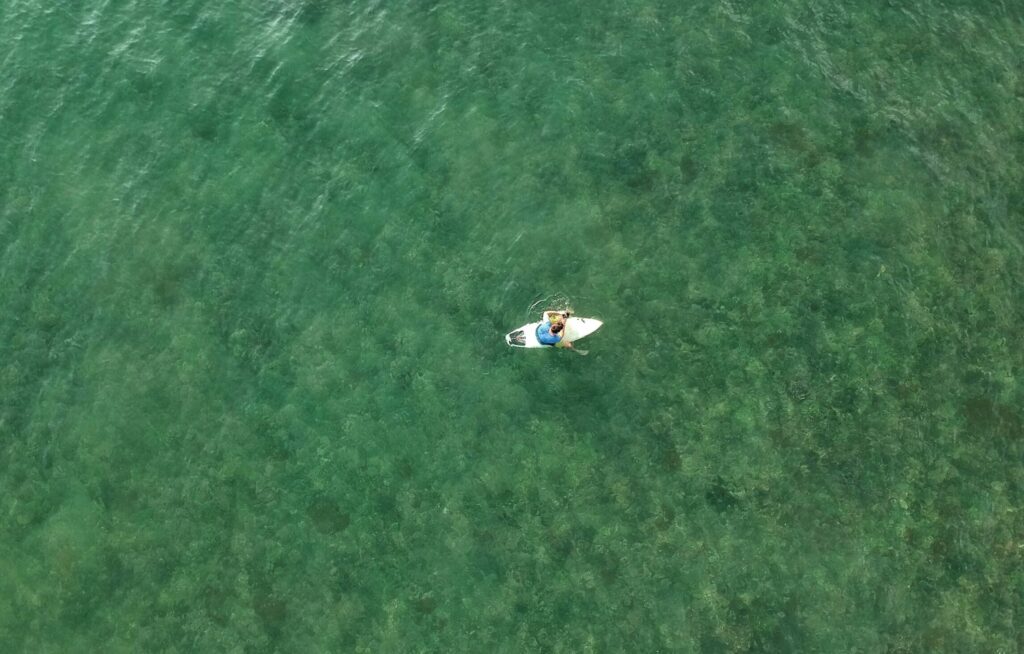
left=505, top=315, right=603, bottom=348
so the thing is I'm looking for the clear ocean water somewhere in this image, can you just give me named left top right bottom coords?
left=2, top=1, right=1022, bottom=651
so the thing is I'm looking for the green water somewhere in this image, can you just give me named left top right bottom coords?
left=2, top=1, right=1022, bottom=651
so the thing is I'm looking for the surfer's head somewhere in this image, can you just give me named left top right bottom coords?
left=551, top=322, right=564, bottom=334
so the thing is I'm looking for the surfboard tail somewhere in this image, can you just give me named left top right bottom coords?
left=506, top=329, right=526, bottom=347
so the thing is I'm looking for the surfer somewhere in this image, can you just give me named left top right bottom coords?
left=536, top=310, right=573, bottom=348
left=505, top=308, right=600, bottom=352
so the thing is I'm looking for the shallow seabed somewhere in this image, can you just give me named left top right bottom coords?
left=1, top=1, right=1022, bottom=651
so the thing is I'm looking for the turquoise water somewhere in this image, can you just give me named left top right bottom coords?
left=2, top=1, right=1022, bottom=651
